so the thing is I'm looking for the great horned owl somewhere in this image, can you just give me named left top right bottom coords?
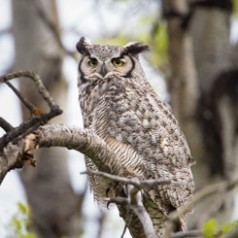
left=76, top=37, right=194, bottom=238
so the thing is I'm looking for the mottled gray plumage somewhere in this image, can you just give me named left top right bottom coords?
left=76, top=37, right=194, bottom=237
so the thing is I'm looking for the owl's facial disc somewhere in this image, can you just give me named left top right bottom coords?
left=80, top=54, right=134, bottom=80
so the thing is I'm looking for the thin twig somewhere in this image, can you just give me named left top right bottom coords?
left=0, top=117, right=14, bottom=132
left=0, top=71, right=62, bottom=150
left=128, top=185, right=156, bottom=238
left=81, top=169, right=171, bottom=189
left=120, top=224, right=127, bottom=238
left=0, top=71, right=58, bottom=108
left=5, top=81, right=36, bottom=113
left=171, top=229, right=203, bottom=238
left=104, top=197, right=129, bottom=206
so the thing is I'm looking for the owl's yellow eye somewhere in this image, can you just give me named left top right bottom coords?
left=112, top=58, right=125, bottom=67
left=88, top=58, right=98, bottom=67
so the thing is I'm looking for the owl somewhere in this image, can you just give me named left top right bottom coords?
left=76, top=37, right=194, bottom=238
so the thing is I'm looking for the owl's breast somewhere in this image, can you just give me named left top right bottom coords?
left=80, top=77, right=192, bottom=170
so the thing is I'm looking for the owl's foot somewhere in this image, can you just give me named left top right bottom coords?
left=106, top=187, right=110, bottom=197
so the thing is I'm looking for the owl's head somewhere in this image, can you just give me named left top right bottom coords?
left=76, top=37, right=149, bottom=81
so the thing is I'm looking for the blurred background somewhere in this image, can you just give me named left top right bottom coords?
left=0, top=0, right=238, bottom=237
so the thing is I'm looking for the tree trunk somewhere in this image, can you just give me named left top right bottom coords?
left=162, top=0, right=238, bottom=228
left=12, top=0, right=84, bottom=237
left=190, top=0, right=237, bottom=226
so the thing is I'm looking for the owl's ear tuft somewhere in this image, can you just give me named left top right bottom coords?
left=122, top=42, right=149, bottom=55
left=76, top=37, right=91, bottom=55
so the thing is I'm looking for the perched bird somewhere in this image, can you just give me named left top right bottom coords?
left=76, top=37, right=194, bottom=238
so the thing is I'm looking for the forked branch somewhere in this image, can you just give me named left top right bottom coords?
left=0, top=70, right=62, bottom=183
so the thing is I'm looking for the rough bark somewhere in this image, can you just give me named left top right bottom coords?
left=11, top=1, right=84, bottom=237
left=162, top=0, right=238, bottom=228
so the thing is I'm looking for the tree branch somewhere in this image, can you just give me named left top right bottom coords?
left=0, top=117, right=14, bottom=132
left=5, top=81, right=36, bottom=113
left=0, top=71, right=62, bottom=150
left=0, top=138, right=35, bottom=184
left=82, top=169, right=171, bottom=189
left=25, top=124, right=115, bottom=173
left=171, top=229, right=203, bottom=238
left=129, top=188, right=156, bottom=238
left=0, top=70, right=59, bottom=108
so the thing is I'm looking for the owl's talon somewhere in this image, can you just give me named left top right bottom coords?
left=106, top=201, right=111, bottom=210
left=106, top=187, right=110, bottom=197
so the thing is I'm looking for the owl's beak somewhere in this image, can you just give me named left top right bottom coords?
left=100, top=63, right=107, bottom=78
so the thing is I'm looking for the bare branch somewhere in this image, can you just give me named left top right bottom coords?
left=0, top=71, right=62, bottom=150
left=128, top=186, right=156, bottom=238
left=0, top=138, right=35, bottom=184
left=5, top=81, right=36, bottom=113
left=0, top=71, right=59, bottom=108
left=81, top=169, right=171, bottom=189
left=171, top=229, right=203, bottom=238
left=120, top=224, right=127, bottom=238
left=104, top=197, right=129, bottom=206
left=25, top=124, right=115, bottom=173
left=0, top=117, right=14, bottom=132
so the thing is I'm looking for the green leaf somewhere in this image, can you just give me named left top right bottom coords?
left=12, top=217, right=22, bottom=233
left=233, top=0, right=238, bottom=17
left=5, top=202, right=36, bottom=238
left=97, top=35, right=130, bottom=46
left=222, top=220, right=238, bottom=234
left=151, top=21, right=169, bottom=66
left=203, top=219, right=218, bottom=238
left=17, top=202, right=30, bottom=215
left=20, top=233, right=37, bottom=238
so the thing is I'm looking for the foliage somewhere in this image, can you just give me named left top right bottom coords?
left=148, top=21, right=169, bottom=66
left=233, top=0, right=238, bottom=17
left=97, top=34, right=130, bottom=46
left=203, top=219, right=238, bottom=238
left=5, top=202, right=36, bottom=238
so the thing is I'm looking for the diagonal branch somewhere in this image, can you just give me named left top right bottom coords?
left=171, top=229, right=203, bottom=238
left=25, top=124, right=115, bottom=173
left=5, top=81, right=36, bottom=113
left=0, top=70, right=59, bottom=108
left=129, top=188, right=156, bottom=238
